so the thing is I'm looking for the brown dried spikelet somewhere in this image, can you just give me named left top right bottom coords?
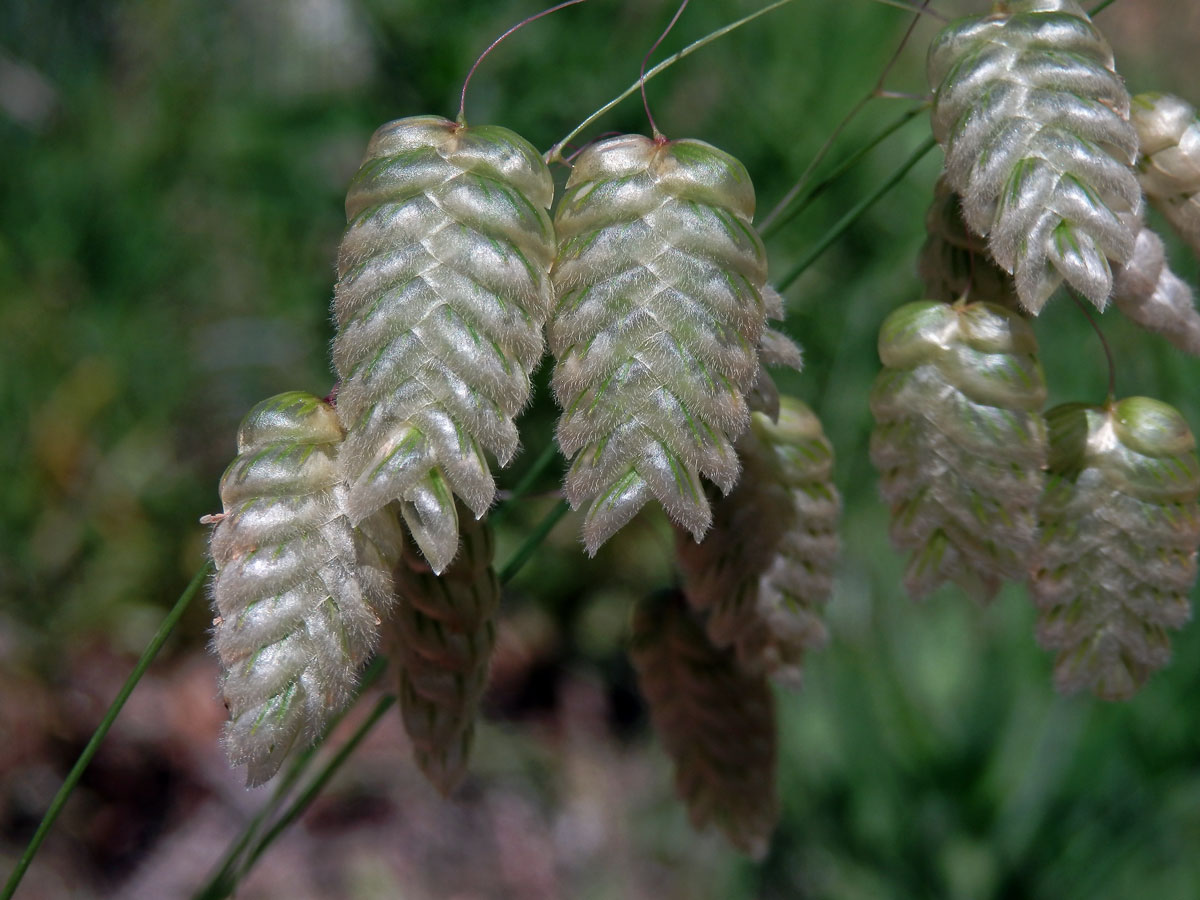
left=677, top=397, right=840, bottom=687
left=630, top=592, right=779, bottom=859
left=918, top=176, right=1021, bottom=311
left=386, top=502, right=499, bottom=794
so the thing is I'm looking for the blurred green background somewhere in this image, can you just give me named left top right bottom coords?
left=2, top=1, right=1199, bottom=897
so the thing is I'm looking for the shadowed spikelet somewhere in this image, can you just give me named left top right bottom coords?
left=630, top=592, right=779, bottom=859
left=870, top=301, right=1048, bottom=600
left=677, top=398, right=840, bottom=686
left=386, top=502, right=499, bottom=794
left=1112, top=222, right=1200, bottom=355
left=332, top=116, right=556, bottom=574
left=550, top=134, right=769, bottom=554
left=928, top=0, right=1141, bottom=312
left=1130, top=92, right=1200, bottom=255
left=918, top=176, right=1020, bottom=310
left=209, top=392, right=402, bottom=785
left=1032, top=398, right=1200, bottom=700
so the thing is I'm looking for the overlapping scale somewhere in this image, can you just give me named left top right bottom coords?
left=677, top=397, right=840, bottom=686
left=387, top=503, right=499, bottom=794
left=630, top=591, right=779, bottom=859
left=550, top=134, right=769, bottom=553
left=209, top=392, right=401, bottom=785
left=869, top=301, right=1048, bottom=600
left=1032, top=398, right=1200, bottom=700
left=928, top=0, right=1141, bottom=312
left=333, top=116, right=556, bottom=574
left=1131, top=92, right=1200, bottom=255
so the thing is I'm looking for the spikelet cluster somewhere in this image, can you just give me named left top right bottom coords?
left=870, top=301, right=1048, bottom=600
left=332, top=116, right=556, bottom=574
left=550, top=134, right=768, bottom=553
left=918, top=176, right=1020, bottom=310
left=1032, top=398, right=1200, bottom=700
left=1112, top=222, right=1200, bottom=355
left=928, top=0, right=1141, bottom=312
left=677, top=397, right=840, bottom=686
left=1130, top=92, right=1200, bottom=255
left=209, top=393, right=401, bottom=785
left=387, top=502, right=499, bottom=794
left=630, top=592, right=779, bottom=858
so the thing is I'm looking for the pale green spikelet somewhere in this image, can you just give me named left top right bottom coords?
left=332, top=116, right=556, bottom=574
left=677, top=398, right=840, bottom=687
left=1032, top=398, right=1200, bottom=700
left=550, top=134, right=769, bottom=554
left=386, top=502, right=499, bottom=794
left=630, top=592, right=779, bottom=859
left=918, top=176, right=1020, bottom=310
left=1112, top=222, right=1200, bottom=355
left=869, top=301, right=1048, bottom=600
left=928, top=0, right=1141, bottom=312
left=1130, top=92, right=1200, bottom=255
left=209, top=392, right=401, bottom=786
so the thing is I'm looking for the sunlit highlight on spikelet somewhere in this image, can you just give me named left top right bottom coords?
left=550, top=134, right=769, bottom=554
left=333, top=116, right=556, bottom=574
left=928, top=0, right=1141, bottom=312
left=209, top=392, right=402, bottom=785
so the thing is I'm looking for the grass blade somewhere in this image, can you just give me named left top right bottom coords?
left=775, top=136, right=936, bottom=293
left=1, top=562, right=211, bottom=900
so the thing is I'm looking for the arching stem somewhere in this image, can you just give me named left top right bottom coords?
left=641, top=0, right=690, bottom=140
left=458, top=0, right=590, bottom=125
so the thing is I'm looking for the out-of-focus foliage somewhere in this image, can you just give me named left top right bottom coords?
left=2, top=1, right=1199, bottom=897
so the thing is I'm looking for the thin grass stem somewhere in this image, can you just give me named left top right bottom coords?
left=758, top=0, right=934, bottom=233
left=545, top=0, right=798, bottom=163
left=223, top=694, right=397, bottom=891
left=499, top=500, right=570, bottom=584
left=775, top=136, right=937, bottom=293
left=760, top=105, right=925, bottom=239
left=193, top=656, right=389, bottom=900
left=1, top=562, right=212, bottom=900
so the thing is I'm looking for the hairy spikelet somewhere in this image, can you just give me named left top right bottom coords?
left=630, top=592, right=779, bottom=859
left=209, top=392, right=402, bottom=785
left=550, top=134, right=768, bottom=553
left=677, top=398, right=840, bottom=686
left=386, top=503, right=499, bottom=794
left=1112, top=222, right=1200, bottom=355
left=869, top=301, right=1048, bottom=600
left=332, top=116, right=556, bottom=574
left=928, top=0, right=1141, bottom=312
left=918, top=176, right=1020, bottom=310
left=1130, top=92, right=1200, bottom=255
left=1032, top=398, right=1200, bottom=700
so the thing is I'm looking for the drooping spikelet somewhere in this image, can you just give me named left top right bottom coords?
left=869, top=301, right=1048, bottom=600
left=1032, top=398, right=1200, bottom=700
left=550, top=134, right=769, bottom=554
left=918, top=176, right=1020, bottom=310
left=630, top=592, right=779, bottom=859
left=928, top=0, right=1142, bottom=312
left=677, top=397, right=840, bottom=687
left=209, top=392, right=402, bottom=785
left=1130, top=92, right=1200, bottom=255
left=1112, top=222, right=1200, bottom=355
left=386, top=502, right=499, bottom=794
left=332, top=116, right=556, bottom=574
